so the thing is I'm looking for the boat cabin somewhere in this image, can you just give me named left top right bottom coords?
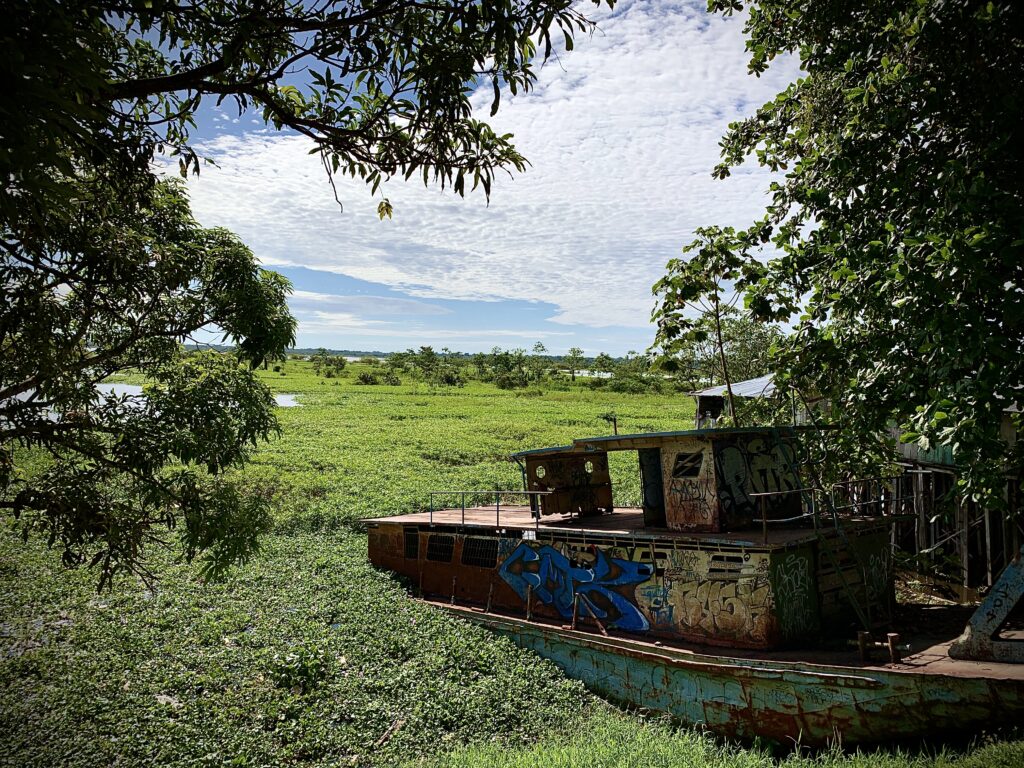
left=365, top=427, right=895, bottom=651
left=515, top=427, right=803, bottom=532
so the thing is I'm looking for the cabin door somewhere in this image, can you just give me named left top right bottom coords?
left=638, top=448, right=666, bottom=526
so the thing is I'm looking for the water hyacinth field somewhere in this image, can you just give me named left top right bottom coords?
left=1, top=361, right=1021, bottom=767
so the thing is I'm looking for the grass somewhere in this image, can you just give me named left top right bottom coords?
left=2, top=360, right=1021, bottom=766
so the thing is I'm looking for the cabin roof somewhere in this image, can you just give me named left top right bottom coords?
left=691, top=374, right=776, bottom=399
left=510, top=425, right=806, bottom=459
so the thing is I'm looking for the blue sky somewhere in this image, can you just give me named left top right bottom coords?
left=176, top=0, right=798, bottom=355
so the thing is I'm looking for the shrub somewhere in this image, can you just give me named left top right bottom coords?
left=356, top=371, right=379, bottom=385
left=494, top=372, right=528, bottom=390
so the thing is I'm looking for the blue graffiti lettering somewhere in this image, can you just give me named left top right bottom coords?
left=498, top=543, right=653, bottom=631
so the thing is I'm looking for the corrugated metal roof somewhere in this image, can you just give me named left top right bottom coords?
left=691, top=374, right=775, bottom=399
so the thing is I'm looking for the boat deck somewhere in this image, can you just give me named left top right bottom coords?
left=364, top=505, right=868, bottom=548
left=433, top=599, right=1024, bottom=682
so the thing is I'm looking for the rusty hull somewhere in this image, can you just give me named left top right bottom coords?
left=440, top=604, right=1024, bottom=746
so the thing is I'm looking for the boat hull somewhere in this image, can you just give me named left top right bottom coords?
left=444, top=606, right=1024, bottom=746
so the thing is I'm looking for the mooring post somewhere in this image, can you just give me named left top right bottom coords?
left=887, top=633, right=902, bottom=664
left=525, top=584, right=533, bottom=622
left=485, top=581, right=493, bottom=614
left=450, top=576, right=457, bottom=605
left=858, top=631, right=871, bottom=662
left=571, top=593, right=579, bottom=630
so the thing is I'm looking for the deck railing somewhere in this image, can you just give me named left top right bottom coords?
left=427, top=489, right=552, bottom=527
left=748, top=476, right=919, bottom=544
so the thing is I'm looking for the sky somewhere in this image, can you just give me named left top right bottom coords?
left=176, top=0, right=800, bottom=356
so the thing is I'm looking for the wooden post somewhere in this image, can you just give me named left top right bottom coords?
left=525, top=584, right=533, bottom=622
left=887, top=633, right=902, bottom=664
left=450, top=576, right=457, bottom=605
left=485, top=581, right=493, bottom=614
left=858, top=631, right=871, bottom=662
left=571, top=593, right=579, bottom=631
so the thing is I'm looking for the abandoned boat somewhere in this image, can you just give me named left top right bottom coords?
left=364, top=427, right=1024, bottom=746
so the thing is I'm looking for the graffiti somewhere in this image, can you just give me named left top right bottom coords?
left=668, top=477, right=713, bottom=521
left=497, top=540, right=822, bottom=646
left=498, top=542, right=654, bottom=631
left=635, top=550, right=776, bottom=643
left=865, top=551, right=890, bottom=605
left=637, top=582, right=675, bottom=627
left=773, top=553, right=815, bottom=636
left=663, top=549, right=701, bottom=583
left=714, top=437, right=800, bottom=521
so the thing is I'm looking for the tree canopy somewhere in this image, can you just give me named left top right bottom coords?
left=2, top=0, right=611, bottom=584
left=654, top=0, right=1024, bottom=504
left=1, top=178, right=295, bottom=586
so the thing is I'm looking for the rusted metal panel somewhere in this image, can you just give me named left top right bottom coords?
left=448, top=607, right=1024, bottom=746
left=661, top=437, right=719, bottom=531
left=368, top=518, right=894, bottom=651
left=950, top=545, right=1024, bottom=662
left=524, top=453, right=612, bottom=517
left=711, top=432, right=802, bottom=529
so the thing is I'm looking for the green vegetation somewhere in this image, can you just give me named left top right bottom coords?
left=652, top=0, right=1024, bottom=508
left=409, top=709, right=1024, bottom=768
left=1, top=178, right=295, bottom=587
left=2, top=362, right=1021, bottom=766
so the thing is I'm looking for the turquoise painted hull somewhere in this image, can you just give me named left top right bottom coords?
left=445, top=606, right=1024, bottom=746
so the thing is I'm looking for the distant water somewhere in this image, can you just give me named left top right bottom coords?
left=97, top=383, right=300, bottom=407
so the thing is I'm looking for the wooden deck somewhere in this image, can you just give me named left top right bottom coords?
left=364, top=505, right=861, bottom=548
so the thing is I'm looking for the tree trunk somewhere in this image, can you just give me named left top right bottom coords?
left=713, top=293, right=739, bottom=426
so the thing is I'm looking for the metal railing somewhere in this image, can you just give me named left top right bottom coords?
left=427, top=489, right=552, bottom=527
left=748, top=479, right=919, bottom=544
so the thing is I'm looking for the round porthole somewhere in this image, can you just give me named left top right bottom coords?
left=535, top=465, right=546, bottom=479
left=584, top=460, right=594, bottom=474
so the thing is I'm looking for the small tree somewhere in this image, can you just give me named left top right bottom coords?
left=565, top=347, right=585, bottom=382
left=593, top=353, right=617, bottom=377
left=652, top=226, right=756, bottom=425
left=311, top=348, right=331, bottom=376
left=531, top=342, right=548, bottom=381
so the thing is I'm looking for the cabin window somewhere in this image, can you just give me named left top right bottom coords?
left=584, top=460, right=594, bottom=474
left=461, top=537, right=499, bottom=568
left=426, top=534, right=455, bottom=563
left=535, top=465, right=546, bottom=479
left=404, top=528, right=419, bottom=559
left=671, top=452, right=703, bottom=479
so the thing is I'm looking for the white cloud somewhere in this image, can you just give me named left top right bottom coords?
left=289, top=289, right=452, bottom=317
left=179, top=0, right=799, bottom=336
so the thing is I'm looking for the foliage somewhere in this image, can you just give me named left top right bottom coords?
left=654, top=1, right=1024, bottom=507
left=1, top=179, right=293, bottom=586
left=593, top=353, right=617, bottom=375
left=356, top=371, right=380, bottom=385
left=564, top=347, right=585, bottom=382
left=311, top=349, right=347, bottom=378
left=3, top=0, right=612, bottom=224
left=410, top=707, right=1024, bottom=768
left=655, top=300, right=782, bottom=394
left=2, top=0, right=616, bottom=584
left=531, top=342, right=549, bottom=381
left=2, top=366, right=1021, bottom=765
